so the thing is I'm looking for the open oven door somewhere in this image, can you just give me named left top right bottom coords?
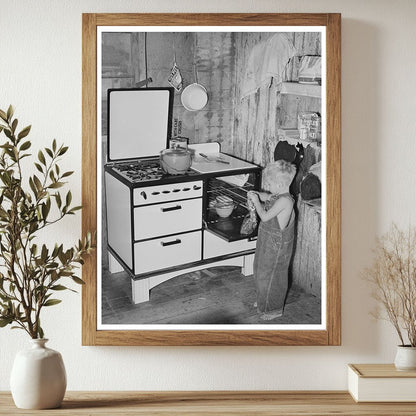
left=203, top=174, right=260, bottom=243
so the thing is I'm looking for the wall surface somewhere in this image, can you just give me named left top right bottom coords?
left=102, top=32, right=237, bottom=149
left=1, top=0, right=416, bottom=391
left=233, top=32, right=321, bottom=165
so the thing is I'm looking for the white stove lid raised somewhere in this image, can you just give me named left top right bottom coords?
left=108, top=88, right=173, bottom=161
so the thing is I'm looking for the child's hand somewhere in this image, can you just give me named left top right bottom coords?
left=247, top=191, right=255, bottom=201
left=247, top=191, right=260, bottom=205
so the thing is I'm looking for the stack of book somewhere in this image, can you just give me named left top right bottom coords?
left=348, top=364, right=416, bottom=402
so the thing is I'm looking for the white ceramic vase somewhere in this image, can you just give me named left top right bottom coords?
left=10, top=338, right=67, bottom=409
left=394, top=345, right=416, bottom=371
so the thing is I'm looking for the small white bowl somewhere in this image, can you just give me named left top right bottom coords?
left=215, top=203, right=234, bottom=218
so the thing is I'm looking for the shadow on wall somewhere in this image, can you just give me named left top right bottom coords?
left=341, top=19, right=381, bottom=356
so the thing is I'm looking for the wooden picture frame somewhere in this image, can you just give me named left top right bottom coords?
left=82, top=13, right=341, bottom=346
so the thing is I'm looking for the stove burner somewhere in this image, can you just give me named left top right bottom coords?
left=110, top=159, right=195, bottom=183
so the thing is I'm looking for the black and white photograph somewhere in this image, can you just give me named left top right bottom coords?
left=98, top=27, right=325, bottom=330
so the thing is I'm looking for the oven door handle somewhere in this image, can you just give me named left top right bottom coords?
left=161, top=205, right=182, bottom=212
left=160, top=238, right=181, bottom=247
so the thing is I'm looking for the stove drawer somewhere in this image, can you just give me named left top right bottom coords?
left=133, top=180, right=203, bottom=206
left=134, top=198, right=202, bottom=240
left=203, top=230, right=256, bottom=259
left=134, top=231, right=201, bottom=274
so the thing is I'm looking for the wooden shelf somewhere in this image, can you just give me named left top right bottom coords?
left=280, top=82, right=321, bottom=98
left=1, top=391, right=416, bottom=415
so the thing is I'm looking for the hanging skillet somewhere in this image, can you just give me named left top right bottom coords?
left=181, top=62, right=208, bottom=112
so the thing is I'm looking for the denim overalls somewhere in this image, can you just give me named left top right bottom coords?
left=253, top=193, right=295, bottom=314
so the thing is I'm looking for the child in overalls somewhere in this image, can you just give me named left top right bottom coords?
left=248, top=160, right=297, bottom=320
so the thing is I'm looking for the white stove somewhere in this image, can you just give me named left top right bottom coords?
left=104, top=88, right=261, bottom=305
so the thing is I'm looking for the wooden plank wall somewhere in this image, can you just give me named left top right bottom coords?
left=101, top=32, right=136, bottom=135
left=151, top=32, right=236, bottom=152
left=101, top=32, right=237, bottom=150
left=232, top=32, right=322, bottom=296
left=232, top=32, right=321, bottom=166
left=292, top=202, right=321, bottom=297
left=193, top=32, right=236, bottom=152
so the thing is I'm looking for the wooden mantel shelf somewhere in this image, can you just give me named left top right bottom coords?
left=1, top=391, right=416, bottom=415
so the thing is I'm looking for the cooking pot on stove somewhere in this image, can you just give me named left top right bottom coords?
left=160, top=148, right=192, bottom=175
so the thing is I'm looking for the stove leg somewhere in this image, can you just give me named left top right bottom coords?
left=132, top=278, right=150, bottom=304
left=108, top=253, right=124, bottom=274
left=242, top=253, right=254, bottom=276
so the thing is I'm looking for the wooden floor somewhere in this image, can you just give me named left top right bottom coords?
left=101, top=266, right=321, bottom=325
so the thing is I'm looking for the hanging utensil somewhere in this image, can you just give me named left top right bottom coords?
left=168, top=63, right=183, bottom=91
left=181, top=37, right=208, bottom=111
left=181, top=76, right=208, bottom=111
left=135, top=77, right=152, bottom=88
left=168, top=38, right=183, bottom=92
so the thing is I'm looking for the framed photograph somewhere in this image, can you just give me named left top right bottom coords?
left=82, top=13, right=341, bottom=346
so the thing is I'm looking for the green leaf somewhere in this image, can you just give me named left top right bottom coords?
left=34, top=162, right=43, bottom=173
left=11, top=118, right=18, bottom=133
left=0, top=142, right=12, bottom=149
left=3, top=129, right=12, bottom=140
left=31, top=244, right=38, bottom=256
left=41, top=202, right=50, bottom=220
left=6, top=105, right=14, bottom=122
left=48, top=182, right=64, bottom=189
left=58, top=250, right=67, bottom=264
left=0, top=109, right=7, bottom=121
left=51, top=244, right=59, bottom=258
left=29, top=177, right=37, bottom=197
left=61, top=171, right=74, bottom=178
left=52, top=139, right=57, bottom=152
left=50, top=284, right=68, bottom=291
left=43, top=299, right=62, bottom=307
left=0, top=317, right=13, bottom=327
left=71, top=276, right=85, bottom=285
left=65, top=191, right=72, bottom=207
left=55, top=192, right=62, bottom=209
left=38, top=150, right=46, bottom=165
left=33, top=175, right=42, bottom=192
left=41, top=244, right=48, bottom=262
left=19, top=140, right=31, bottom=151
left=45, top=147, right=53, bottom=158
left=58, top=146, right=68, bottom=156
left=69, top=206, right=82, bottom=213
left=38, top=325, right=44, bottom=339
left=19, top=153, right=30, bottom=160
left=0, top=293, right=12, bottom=302
left=17, top=125, right=31, bottom=140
